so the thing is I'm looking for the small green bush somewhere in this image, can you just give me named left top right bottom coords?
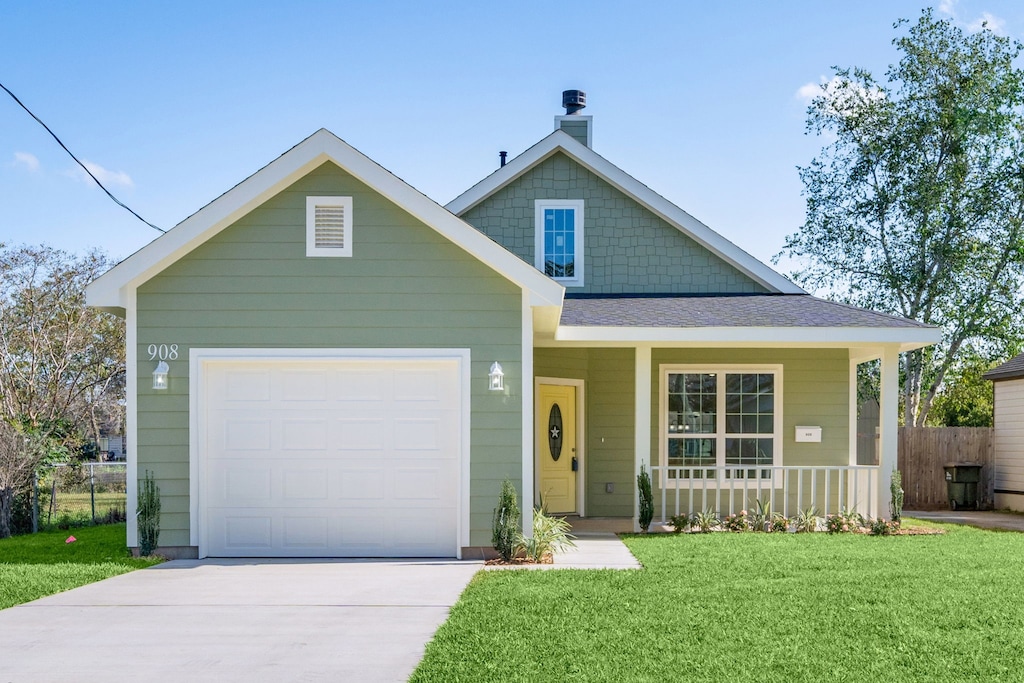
left=693, top=508, right=719, bottom=533
left=668, top=514, right=690, bottom=533
left=869, top=518, right=899, bottom=536
left=795, top=506, right=819, bottom=533
left=515, top=508, right=576, bottom=562
left=769, top=513, right=789, bottom=533
left=724, top=510, right=750, bottom=532
left=137, top=471, right=161, bottom=557
left=749, top=498, right=772, bottom=532
left=637, top=465, right=653, bottom=532
left=890, top=469, right=904, bottom=525
left=491, top=478, right=521, bottom=562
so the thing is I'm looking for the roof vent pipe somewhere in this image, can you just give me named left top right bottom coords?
left=562, top=90, right=586, bottom=115
left=499, top=151, right=507, bottom=167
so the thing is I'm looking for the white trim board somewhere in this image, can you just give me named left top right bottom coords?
left=86, top=129, right=563, bottom=310
left=188, top=347, right=472, bottom=559
left=446, top=130, right=805, bottom=295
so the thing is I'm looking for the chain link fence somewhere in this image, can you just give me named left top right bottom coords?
left=32, top=462, right=127, bottom=532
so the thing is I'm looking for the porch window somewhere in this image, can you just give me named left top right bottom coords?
left=661, top=365, right=782, bottom=482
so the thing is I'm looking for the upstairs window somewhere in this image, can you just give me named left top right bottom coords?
left=306, top=196, right=353, bottom=257
left=535, top=199, right=584, bottom=286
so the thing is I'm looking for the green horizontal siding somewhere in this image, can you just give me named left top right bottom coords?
left=136, top=161, right=523, bottom=549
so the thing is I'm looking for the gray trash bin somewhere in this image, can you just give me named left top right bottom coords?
left=944, top=463, right=982, bottom=510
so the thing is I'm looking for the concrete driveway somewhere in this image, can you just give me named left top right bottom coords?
left=0, top=558, right=481, bottom=683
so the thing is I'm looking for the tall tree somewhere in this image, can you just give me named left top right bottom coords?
left=0, top=244, right=124, bottom=536
left=781, top=9, right=1024, bottom=426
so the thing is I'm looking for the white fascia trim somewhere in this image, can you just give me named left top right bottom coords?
left=553, top=325, right=942, bottom=348
left=446, top=130, right=804, bottom=295
left=125, top=288, right=138, bottom=548
left=534, top=199, right=585, bottom=288
left=188, top=347, right=472, bottom=559
left=86, top=129, right=563, bottom=309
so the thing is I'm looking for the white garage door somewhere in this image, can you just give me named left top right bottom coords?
left=201, top=358, right=460, bottom=557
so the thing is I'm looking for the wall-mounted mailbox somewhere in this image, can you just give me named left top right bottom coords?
left=795, top=426, right=822, bottom=443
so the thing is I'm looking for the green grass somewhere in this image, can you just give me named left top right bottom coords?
left=412, top=520, right=1024, bottom=682
left=0, top=523, right=162, bottom=610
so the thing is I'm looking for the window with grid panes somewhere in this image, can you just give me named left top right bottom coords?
left=662, top=367, right=781, bottom=481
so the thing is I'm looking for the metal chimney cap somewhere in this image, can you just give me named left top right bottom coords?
left=562, top=90, right=586, bottom=115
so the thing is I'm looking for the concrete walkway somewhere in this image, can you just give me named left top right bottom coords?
left=487, top=531, right=643, bottom=570
left=906, top=509, right=1024, bottom=532
left=0, top=558, right=481, bottom=683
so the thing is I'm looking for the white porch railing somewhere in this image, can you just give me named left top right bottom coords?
left=650, top=465, right=880, bottom=522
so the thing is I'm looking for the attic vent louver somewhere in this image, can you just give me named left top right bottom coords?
left=315, top=205, right=346, bottom=249
left=306, top=196, right=353, bottom=257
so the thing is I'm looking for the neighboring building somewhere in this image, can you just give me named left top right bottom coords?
left=984, top=352, right=1024, bottom=511
left=86, top=92, right=939, bottom=559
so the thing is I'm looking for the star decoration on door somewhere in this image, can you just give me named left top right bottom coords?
left=550, top=425, right=560, bottom=439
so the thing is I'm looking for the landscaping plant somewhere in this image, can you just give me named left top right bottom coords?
left=515, top=507, right=576, bottom=563
left=723, top=510, right=750, bottom=532
left=825, top=507, right=863, bottom=534
left=749, top=498, right=772, bottom=532
left=137, top=470, right=160, bottom=557
left=692, top=508, right=719, bottom=533
left=869, top=517, right=899, bottom=536
left=795, top=506, right=819, bottom=533
left=637, top=465, right=653, bottom=533
left=491, top=478, right=521, bottom=562
left=890, top=469, right=904, bottom=526
left=769, top=513, right=789, bottom=533
left=668, top=514, right=690, bottom=533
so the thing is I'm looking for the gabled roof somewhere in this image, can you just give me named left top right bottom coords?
left=552, top=295, right=940, bottom=350
left=446, top=130, right=805, bottom=295
left=983, top=352, right=1024, bottom=381
left=87, top=129, right=564, bottom=310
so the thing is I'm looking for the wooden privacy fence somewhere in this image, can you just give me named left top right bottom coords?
left=897, top=427, right=994, bottom=510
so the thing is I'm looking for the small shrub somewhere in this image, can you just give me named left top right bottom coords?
left=795, top=506, right=819, bottom=533
left=637, top=465, right=654, bottom=533
left=137, top=470, right=161, bottom=557
left=825, top=507, right=862, bottom=534
left=724, top=510, right=750, bottom=532
left=491, top=478, right=521, bottom=562
left=515, top=508, right=576, bottom=562
left=890, top=469, right=904, bottom=526
left=749, top=498, right=772, bottom=532
left=769, top=513, right=789, bottom=533
left=868, top=518, right=899, bottom=536
left=693, top=508, right=719, bottom=533
left=668, top=514, right=690, bottom=533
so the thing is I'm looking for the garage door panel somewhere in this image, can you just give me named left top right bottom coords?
left=203, top=358, right=460, bottom=557
left=282, top=419, right=329, bottom=451
left=282, top=516, right=329, bottom=549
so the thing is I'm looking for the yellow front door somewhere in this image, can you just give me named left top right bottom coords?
left=537, top=384, right=577, bottom=514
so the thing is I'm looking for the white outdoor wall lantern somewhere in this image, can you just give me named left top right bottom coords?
left=488, top=362, right=504, bottom=392
left=152, top=361, right=169, bottom=390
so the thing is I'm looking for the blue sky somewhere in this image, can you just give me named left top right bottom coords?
left=3, top=0, right=1022, bottom=269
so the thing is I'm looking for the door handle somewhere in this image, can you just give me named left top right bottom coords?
left=571, top=456, right=578, bottom=472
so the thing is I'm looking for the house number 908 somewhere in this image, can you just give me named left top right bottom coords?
left=147, top=344, right=179, bottom=361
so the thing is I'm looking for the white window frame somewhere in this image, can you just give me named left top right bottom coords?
left=659, top=364, right=783, bottom=487
left=534, top=199, right=584, bottom=287
left=306, top=196, right=353, bottom=257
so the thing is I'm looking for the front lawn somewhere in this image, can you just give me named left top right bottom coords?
left=412, top=521, right=1024, bottom=681
left=0, top=523, right=162, bottom=610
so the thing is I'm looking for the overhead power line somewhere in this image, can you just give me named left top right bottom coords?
left=0, top=80, right=165, bottom=234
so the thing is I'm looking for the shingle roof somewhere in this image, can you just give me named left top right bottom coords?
left=560, top=295, right=934, bottom=329
left=983, top=352, right=1024, bottom=381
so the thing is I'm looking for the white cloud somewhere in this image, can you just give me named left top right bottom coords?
left=967, top=11, right=1006, bottom=35
left=938, top=0, right=957, bottom=18
left=68, top=160, right=134, bottom=188
left=795, top=76, right=884, bottom=108
left=12, top=151, right=40, bottom=172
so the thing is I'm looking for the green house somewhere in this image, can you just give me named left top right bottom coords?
left=87, top=94, right=938, bottom=558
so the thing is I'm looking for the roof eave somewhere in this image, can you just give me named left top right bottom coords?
left=86, top=129, right=564, bottom=309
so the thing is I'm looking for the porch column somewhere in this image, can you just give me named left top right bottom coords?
left=878, top=345, right=900, bottom=519
left=634, top=345, right=652, bottom=531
